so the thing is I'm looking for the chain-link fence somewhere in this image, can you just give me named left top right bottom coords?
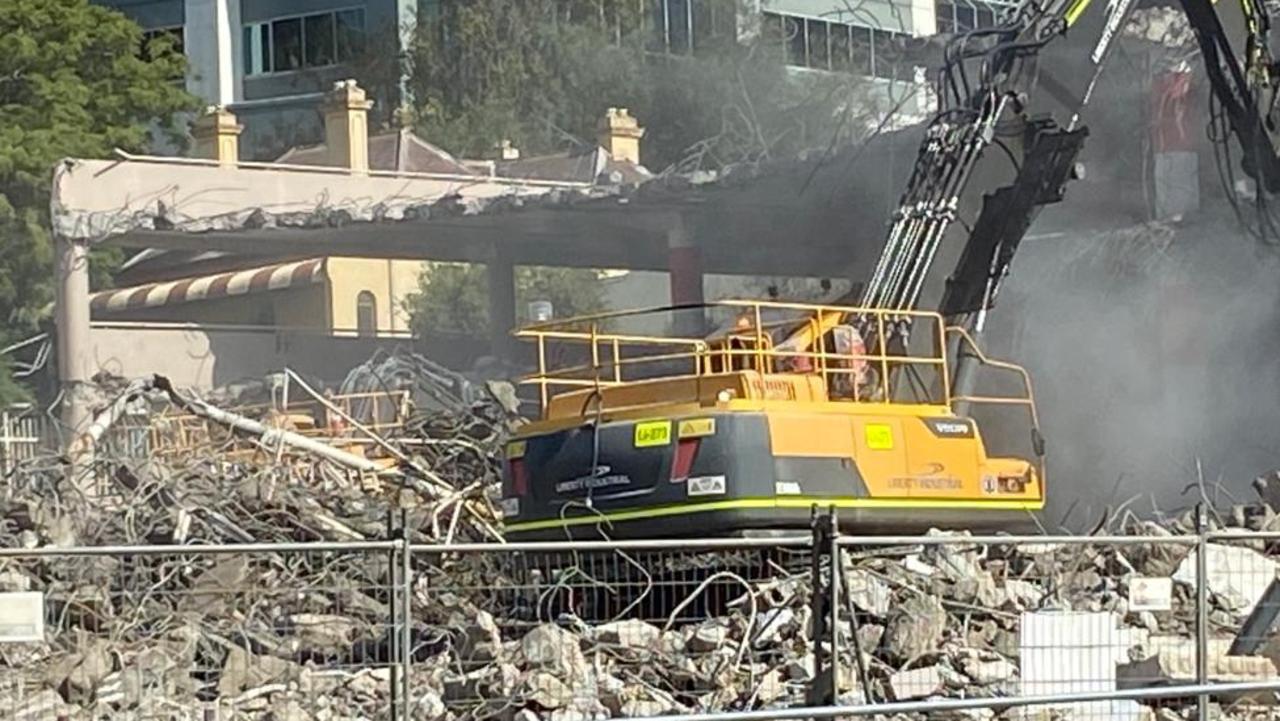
left=832, top=534, right=1208, bottom=721
left=0, top=542, right=402, bottom=721
left=408, top=539, right=814, bottom=719
left=0, top=404, right=48, bottom=475
left=5, top=526, right=1280, bottom=720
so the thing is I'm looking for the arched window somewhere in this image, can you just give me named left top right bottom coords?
left=356, top=291, right=377, bottom=337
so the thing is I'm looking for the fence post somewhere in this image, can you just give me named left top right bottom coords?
left=400, top=513, right=413, bottom=721
left=828, top=509, right=841, bottom=705
left=807, top=506, right=837, bottom=707
left=388, top=511, right=399, bottom=715
left=1, top=407, right=12, bottom=475
left=1195, top=503, right=1209, bottom=721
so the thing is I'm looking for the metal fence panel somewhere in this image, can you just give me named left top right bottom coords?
left=0, top=545, right=399, bottom=720
left=8, top=529, right=1280, bottom=721
left=409, top=542, right=816, bottom=719
left=0, top=405, right=47, bottom=475
left=833, top=535, right=1213, bottom=721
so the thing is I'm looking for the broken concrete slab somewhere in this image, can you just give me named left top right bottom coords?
left=1118, top=637, right=1279, bottom=687
left=594, top=619, right=661, bottom=650
left=964, top=657, right=1018, bottom=684
left=1173, top=543, right=1277, bottom=616
left=885, top=594, right=947, bottom=661
left=844, top=568, right=892, bottom=617
left=889, top=664, right=943, bottom=700
left=522, top=624, right=589, bottom=683
left=218, top=647, right=302, bottom=697
left=752, top=607, right=796, bottom=649
left=526, top=671, right=575, bottom=709
left=686, top=621, right=732, bottom=652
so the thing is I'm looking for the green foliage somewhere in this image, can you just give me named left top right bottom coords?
left=0, top=0, right=196, bottom=402
left=402, top=0, right=877, bottom=171
left=406, top=263, right=607, bottom=336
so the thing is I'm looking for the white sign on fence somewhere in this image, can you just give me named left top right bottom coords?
left=1128, top=576, right=1174, bottom=611
left=0, top=591, right=45, bottom=643
left=1021, top=611, right=1144, bottom=721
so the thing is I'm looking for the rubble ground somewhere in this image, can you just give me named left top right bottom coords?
left=5, top=353, right=1280, bottom=720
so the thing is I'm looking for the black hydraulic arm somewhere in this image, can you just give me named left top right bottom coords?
left=865, top=0, right=1280, bottom=330
left=1178, top=0, right=1280, bottom=193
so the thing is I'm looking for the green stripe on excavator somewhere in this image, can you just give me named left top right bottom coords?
left=503, top=496, right=1044, bottom=533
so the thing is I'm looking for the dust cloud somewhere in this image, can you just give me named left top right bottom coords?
left=982, top=216, right=1280, bottom=528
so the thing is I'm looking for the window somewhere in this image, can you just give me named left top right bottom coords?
left=850, top=26, right=873, bottom=76
left=936, top=0, right=1006, bottom=33
left=141, top=26, right=185, bottom=61
left=763, top=11, right=901, bottom=79
left=668, top=0, right=690, bottom=54
left=336, top=9, right=366, bottom=60
left=304, top=13, right=336, bottom=67
left=692, top=0, right=735, bottom=53
left=272, top=17, right=303, bottom=72
left=807, top=19, right=829, bottom=70
left=244, top=7, right=365, bottom=76
left=140, top=26, right=185, bottom=82
left=872, top=28, right=899, bottom=78
left=784, top=15, right=805, bottom=67
left=830, top=23, right=853, bottom=73
left=356, top=291, right=377, bottom=337
left=647, top=0, right=734, bottom=56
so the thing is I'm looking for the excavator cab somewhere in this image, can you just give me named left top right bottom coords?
left=501, top=300, right=1045, bottom=540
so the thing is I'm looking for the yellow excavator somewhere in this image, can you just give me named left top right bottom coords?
left=501, top=0, right=1280, bottom=539
left=500, top=301, right=1043, bottom=539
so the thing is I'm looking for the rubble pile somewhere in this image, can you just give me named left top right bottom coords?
left=0, top=351, right=519, bottom=719
left=7, top=351, right=1280, bottom=718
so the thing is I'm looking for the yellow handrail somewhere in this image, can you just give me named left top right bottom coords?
left=519, top=299, right=953, bottom=411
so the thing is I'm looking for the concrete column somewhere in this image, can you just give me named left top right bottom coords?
left=323, top=80, right=374, bottom=174
left=668, top=218, right=705, bottom=336
left=55, top=237, right=92, bottom=438
left=191, top=106, right=242, bottom=166
left=487, top=247, right=517, bottom=361
left=184, top=0, right=240, bottom=105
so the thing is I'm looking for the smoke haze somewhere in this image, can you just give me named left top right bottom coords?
left=983, top=217, right=1280, bottom=528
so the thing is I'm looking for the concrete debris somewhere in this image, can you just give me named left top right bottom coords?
left=963, top=657, right=1018, bottom=684
left=1117, top=638, right=1279, bottom=686
left=889, top=665, right=943, bottom=700
left=594, top=619, right=662, bottom=650
left=687, top=621, right=732, bottom=652
left=526, top=671, right=575, bottom=709
left=885, top=594, right=948, bottom=661
left=1172, top=543, right=1277, bottom=616
left=14, top=353, right=1280, bottom=720
left=844, top=567, right=893, bottom=616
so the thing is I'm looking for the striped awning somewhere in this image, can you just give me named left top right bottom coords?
left=91, top=258, right=327, bottom=314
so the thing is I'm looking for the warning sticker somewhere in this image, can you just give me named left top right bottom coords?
left=678, top=418, right=716, bottom=438
left=687, top=475, right=727, bottom=496
left=634, top=420, right=672, bottom=448
left=865, top=424, right=894, bottom=450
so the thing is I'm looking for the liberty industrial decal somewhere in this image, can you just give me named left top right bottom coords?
left=555, top=466, right=632, bottom=493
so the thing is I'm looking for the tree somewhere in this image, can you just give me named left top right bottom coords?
left=400, top=0, right=888, bottom=171
left=406, top=263, right=607, bottom=336
left=0, top=0, right=195, bottom=402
